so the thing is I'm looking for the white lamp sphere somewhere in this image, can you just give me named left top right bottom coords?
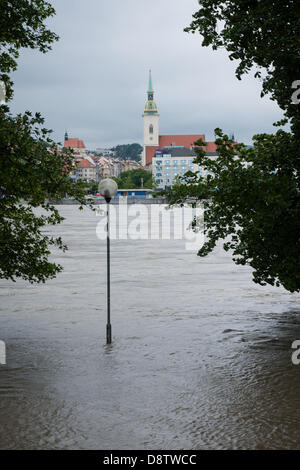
left=98, top=178, right=118, bottom=200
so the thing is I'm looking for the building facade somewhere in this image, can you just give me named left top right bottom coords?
left=76, top=158, right=97, bottom=182
left=152, top=147, right=218, bottom=189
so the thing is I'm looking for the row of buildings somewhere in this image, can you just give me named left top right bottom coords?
left=63, top=135, right=141, bottom=182
left=63, top=70, right=233, bottom=189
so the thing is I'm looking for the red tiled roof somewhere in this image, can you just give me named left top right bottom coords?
left=145, top=136, right=220, bottom=165
left=205, top=141, right=218, bottom=152
left=145, top=135, right=205, bottom=165
left=77, top=159, right=92, bottom=168
left=64, top=138, right=85, bottom=149
left=159, top=134, right=205, bottom=148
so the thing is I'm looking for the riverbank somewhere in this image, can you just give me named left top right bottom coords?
left=50, top=197, right=167, bottom=205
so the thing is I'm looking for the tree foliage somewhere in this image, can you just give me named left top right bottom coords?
left=0, top=107, right=88, bottom=282
left=185, top=0, right=300, bottom=137
left=84, top=181, right=98, bottom=194
left=113, top=169, right=154, bottom=189
left=0, top=1, right=88, bottom=283
left=166, top=130, right=300, bottom=292
left=165, top=0, right=300, bottom=292
left=0, top=0, right=58, bottom=101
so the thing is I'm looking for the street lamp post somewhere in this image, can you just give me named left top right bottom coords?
left=98, top=178, right=118, bottom=344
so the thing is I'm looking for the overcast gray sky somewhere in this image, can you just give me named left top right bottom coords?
left=10, top=0, right=285, bottom=149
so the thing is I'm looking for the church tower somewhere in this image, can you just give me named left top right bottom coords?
left=142, top=70, right=159, bottom=166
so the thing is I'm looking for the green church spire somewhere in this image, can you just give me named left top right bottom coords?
left=144, top=69, right=158, bottom=115
left=148, top=69, right=153, bottom=93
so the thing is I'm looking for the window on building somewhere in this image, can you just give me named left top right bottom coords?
left=149, top=124, right=153, bottom=134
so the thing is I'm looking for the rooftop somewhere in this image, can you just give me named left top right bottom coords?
left=159, top=134, right=205, bottom=148
left=154, top=147, right=218, bottom=158
left=64, top=138, right=85, bottom=149
left=77, top=159, right=94, bottom=168
left=160, top=148, right=197, bottom=157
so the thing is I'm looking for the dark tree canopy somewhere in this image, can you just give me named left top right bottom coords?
left=0, top=1, right=88, bottom=283
left=113, top=169, right=154, bottom=189
left=0, top=107, right=88, bottom=283
left=165, top=0, right=300, bottom=292
left=0, top=0, right=58, bottom=101
left=166, top=130, right=300, bottom=292
left=185, top=0, right=300, bottom=137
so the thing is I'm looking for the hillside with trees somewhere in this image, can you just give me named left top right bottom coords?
left=111, top=143, right=143, bottom=162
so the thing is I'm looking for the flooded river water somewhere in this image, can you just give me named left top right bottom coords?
left=1, top=205, right=300, bottom=449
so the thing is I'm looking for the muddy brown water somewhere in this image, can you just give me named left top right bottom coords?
left=1, top=205, right=300, bottom=449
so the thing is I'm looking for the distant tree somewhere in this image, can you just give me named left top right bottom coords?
left=114, top=169, right=154, bottom=189
left=0, top=1, right=89, bottom=283
left=112, top=143, right=143, bottom=162
left=84, top=181, right=98, bottom=194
